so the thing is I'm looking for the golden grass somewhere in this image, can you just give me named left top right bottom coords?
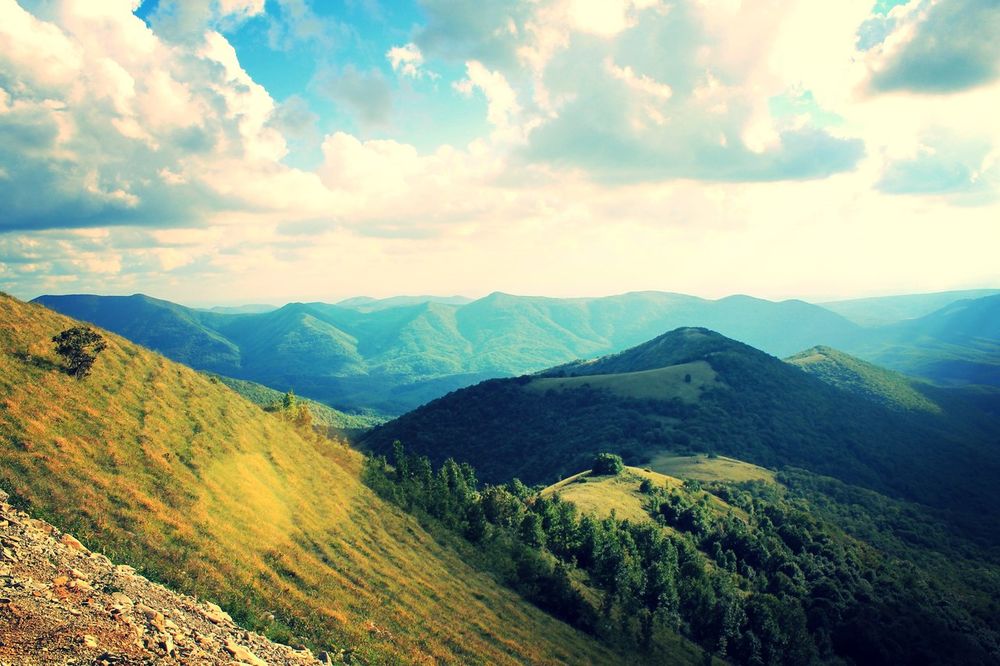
left=647, top=453, right=776, bottom=484
left=0, top=293, right=654, bottom=665
left=527, top=361, right=720, bottom=404
left=543, top=468, right=683, bottom=523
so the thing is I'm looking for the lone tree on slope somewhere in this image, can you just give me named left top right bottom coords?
left=52, top=326, right=107, bottom=379
left=591, top=452, right=624, bottom=476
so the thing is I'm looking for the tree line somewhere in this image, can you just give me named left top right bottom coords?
left=364, top=443, right=999, bottom=665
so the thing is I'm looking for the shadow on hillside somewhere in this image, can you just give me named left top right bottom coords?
left=13, top=350, right=63, bottom=373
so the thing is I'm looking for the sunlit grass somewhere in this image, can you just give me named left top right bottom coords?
left=528, top=360, right=719, bottom=403
left=647, top=453, right=776, bottom=484
left=0, top=293, right=627, bottom=665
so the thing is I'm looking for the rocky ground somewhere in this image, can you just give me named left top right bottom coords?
left=0, top=489, right=341, bottom=665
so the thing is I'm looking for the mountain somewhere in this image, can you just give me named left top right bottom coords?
left=202, top=304, right=278, bottom=315
left=821, top=288, right=1000, bottom=326
left=362, top=328, right=1000, bottom=541
left=32, top=294, right=240, bottom=374
left=0, top=292, right=658, bottom=665
left=34, top=291, right=866, bottom=414
left=336, top=295, right=473, bottom=311
left=845, top=294, right=1000, bottom=387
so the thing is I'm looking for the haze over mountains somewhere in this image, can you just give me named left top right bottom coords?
left=35, top=289, right=1000, bottom=414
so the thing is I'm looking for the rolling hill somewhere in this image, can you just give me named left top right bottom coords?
left=843, top=293, right=1000, bottom=387
left=785, top=345, right=942, bottom=412
left=820, top=288, right=1000, bottom=326
left=1, top=292, right=684, bottom=665
left=362, top=328, right=1000, bottom=542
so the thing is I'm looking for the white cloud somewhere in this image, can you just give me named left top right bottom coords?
left=454, top=60, right=522, bottom=133
left=387, top=42, right=435, bottom=79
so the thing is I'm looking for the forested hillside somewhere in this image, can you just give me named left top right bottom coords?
left=363, top=328, right=1000, bottom=543
left=364, top=445, right=1000, bottom=665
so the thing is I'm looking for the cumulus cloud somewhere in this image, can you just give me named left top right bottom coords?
left=143, top=0, right=266, bottom=43
left=1, top=0, right=998, bottom=302
left=266, top=0, right=349, bottom=51
left=0, top=0, right=247, bottom=230
left=453, top=61, right=522, bottom=133
left=387, top=42, right=435, bottom=79
left=866, top=0, right=1000, bottom=94
left=414, top=0, right=532, bottom=69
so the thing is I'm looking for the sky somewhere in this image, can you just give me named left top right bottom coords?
left=0, top=0, right=998, bottom=306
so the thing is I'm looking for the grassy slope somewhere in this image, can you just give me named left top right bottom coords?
left=785, top=346, right=942, bottom=413
left=543, top=466, right=739, bottom=524
left=543, top=468, right=683, bottom=523
left=647, top=454, right=775, bottom=484
left=211, top=374, right=386, bottom=432
left=0, top=293, right=633, bottom=666
left=528, top=360, right=719, bottom=404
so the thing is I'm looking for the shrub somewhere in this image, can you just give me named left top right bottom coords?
left=591, top=452, right=624, bottom=476
left=52, top=326, right=107, bottom=379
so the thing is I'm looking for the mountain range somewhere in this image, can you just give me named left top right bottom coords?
left=33, top=288, right=1000, bottom=414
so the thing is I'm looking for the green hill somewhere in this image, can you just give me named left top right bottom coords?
left=785, top=345, right=942, bottom=412
left=0, top=292, right=659, bottom=665
left=843, top=294, right=1000, bottom=387
left=362, top=328, right=1000, bottom=542
left=369, top=445, right=1000, bottom=665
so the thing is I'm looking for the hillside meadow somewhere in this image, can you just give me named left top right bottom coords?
left=0, top=293, right=644, bottom=665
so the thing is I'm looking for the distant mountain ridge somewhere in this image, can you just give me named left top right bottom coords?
left=33, top=289, right=1000, bottom=413
left=822, top=288, right=1000, bottom=326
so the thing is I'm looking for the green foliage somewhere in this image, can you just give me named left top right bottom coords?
left=364, top=328, right=1000, bottom=543
left=365, top=444, right=1000, bottom=665
left=592, top=453, right=625, bottom=476
left=52, top=326, right=107, bottom=379
left=210, top=374, right=387, bottom=433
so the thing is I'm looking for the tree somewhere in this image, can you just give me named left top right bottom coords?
left=52, top=326, right=107, bottom=379
left=592, top=452, right=624, bottom=476
left=282, top=389, right=297, bottom=410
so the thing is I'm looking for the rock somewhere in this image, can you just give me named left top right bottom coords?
left=110, top=591, right=133, bottom=608
left=225, top=638, right=268, bottom=666
left=137, top=604, right=167, bottom=632
left=60, top=534, right=86, bottom=551
left=81, top=634, right=98, bottom=648
left=52, top=575, right=69, bottom=586
left=159, top=632, right=175, bottom=656
left=203, top=600, right=232, bottom=625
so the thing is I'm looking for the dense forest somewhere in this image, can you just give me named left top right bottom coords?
left=363, top=330, right=1000, bottom=544
left=364, top=445, right=1000, bottom=665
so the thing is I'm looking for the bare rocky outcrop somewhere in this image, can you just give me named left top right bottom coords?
left=0, top=489, right=335, bottom=665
